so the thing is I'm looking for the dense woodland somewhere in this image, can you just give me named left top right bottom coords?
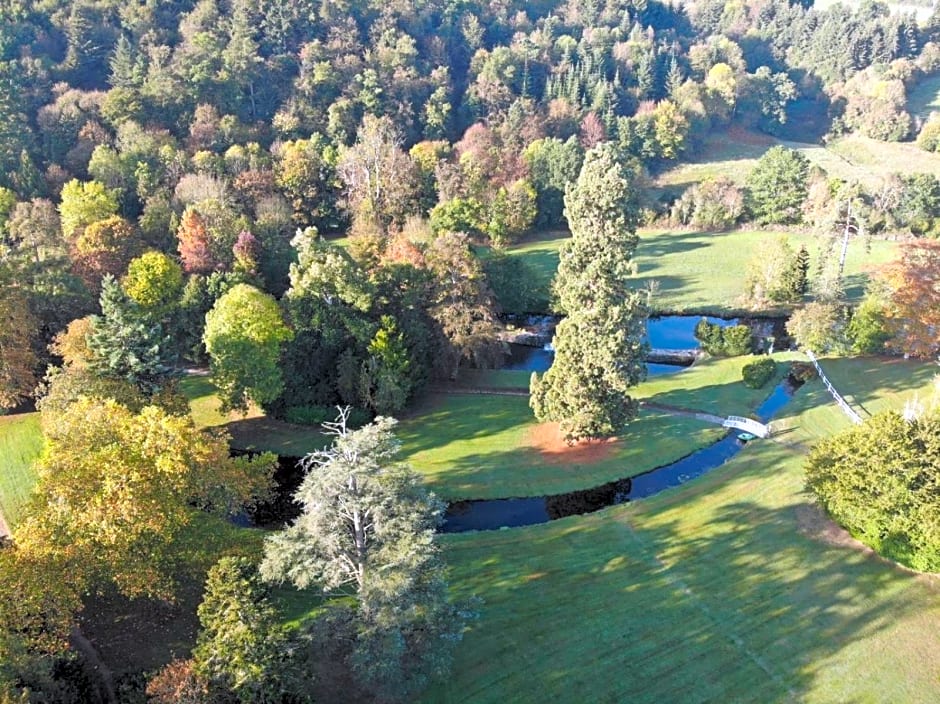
left=1, top=0, right=940, bottom=701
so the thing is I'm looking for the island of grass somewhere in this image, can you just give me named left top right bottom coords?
left=398, top=355, right=795, bottom=500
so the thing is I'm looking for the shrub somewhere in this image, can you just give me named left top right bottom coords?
left=805, top=410, right=940, bottom=572
left=741, top=357, right=776, bottom=388
left=694, top=319, right=753, bottom=356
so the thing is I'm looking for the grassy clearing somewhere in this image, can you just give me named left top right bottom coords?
left=426, top=357, right=940, bottom=703
left=0, top=413, right=42, bottom=528
left=180, top=376, right=327, bottom=456
left=909, top=72, right=940, bottom=121
left=654, top=129, right=940, bottom=198
left=504, top=227, right=897, bottom=315
left=399, top=356, right=789, bottom=499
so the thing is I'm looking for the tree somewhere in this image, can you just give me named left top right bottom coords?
left=742, top=236, right=801, bottom=306
left=193, top=557, right=300, bottom=704
left=72, top=214, right=139, bottom=284
left=177, top=207, right=216, bottom=274
left=0, top=283, right=38, bottom=410
left=58, top=179, right=119, bottom=240
left=425, top=232, right=504, bottom=379
left=745, top=146, right=809, bottom=224
left=876, top=239, right=940, bottom=358
left=358, top=315, right=412, bottom=414
left=15, top=398, right=275, bottom=601
left=847, top=294, right=891, bottom=354
left=786, top=301, right=851, bottom=354
left=203, top=283, right=293, bottom=413
left=260, top=413, right=472, bottom=701
left=86, top=275, right=177, bottom=395
left=122, top=251, right=184, bottom=314
left=531, top=144, right=648, bottom=442
left=805, top=410, right=940, bottom=572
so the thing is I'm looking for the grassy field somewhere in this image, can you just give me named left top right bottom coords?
left=0, top=413, right=43, bottom=529
left=654, top=128, right=940, bottom=199
left=425, top=357, right=940, bottom=703
left=504, top=227, right=898, bottom=315
left=180, top=376, right=328, bottom=456
left=399, top=356, right=791, bottom=499
left=909, top=72, right=940, bottom=121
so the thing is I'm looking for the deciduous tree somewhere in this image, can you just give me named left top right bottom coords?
left=203, top=283, right=293, bottom=412
left=877, top=239, right=940, bottom=358
left=16, top=398, right=275, bottom=601
left=745, top=146, right=809, bottom=224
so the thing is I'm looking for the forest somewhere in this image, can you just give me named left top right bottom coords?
left=1, top=0, right=940, bottom=701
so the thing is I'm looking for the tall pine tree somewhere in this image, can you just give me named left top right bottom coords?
left=530, top=144, right=649, bottom=442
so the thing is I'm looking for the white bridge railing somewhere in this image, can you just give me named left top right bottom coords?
left=805, top=350, right=863, bottom=424
left=722, top=415, right=771, bottom=438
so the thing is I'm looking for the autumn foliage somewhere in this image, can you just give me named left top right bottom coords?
left=878, top=239, right=940, bottom=359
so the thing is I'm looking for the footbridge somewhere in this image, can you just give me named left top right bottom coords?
left=722, top=415, right=771, bottom=438
left=641, top=402, right=772, bottom=438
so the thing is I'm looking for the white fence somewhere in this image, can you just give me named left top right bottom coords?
left=804, top=350, right=863, bottom=424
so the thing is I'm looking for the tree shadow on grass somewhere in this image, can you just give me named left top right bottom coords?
left=433, top=449, right=939, bottom=702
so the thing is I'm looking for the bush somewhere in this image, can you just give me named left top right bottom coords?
left=694, top=319, right=753, bottom=356
left=805, top=410, right=940, bottom=572
left=741, top=357, right=776, bottom=388
left=285, top=405, right=371, bottom=428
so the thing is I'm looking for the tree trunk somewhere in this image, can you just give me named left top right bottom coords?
left=69, top=625, right=117, bottom=704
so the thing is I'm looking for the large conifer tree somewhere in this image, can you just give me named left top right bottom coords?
left=530, top=144, right=649, bottom=443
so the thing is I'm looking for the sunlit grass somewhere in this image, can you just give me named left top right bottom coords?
left=502, top=227, right=898, bottom=316
left=426, top=357, right=940, bottom=703
left=0, top=413, right=42, bottom=528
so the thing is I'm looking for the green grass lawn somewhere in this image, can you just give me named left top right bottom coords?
left=909, top=72, right=940, bottom=121
left=399, top=356, right=792, bottom=499
left=180, top=376, right=328, bottom=456
left=0, top=413, right=43, bottom=529
left=503, top=228, right=897, bottom=316
left=425, top=357, right=940, bottom=703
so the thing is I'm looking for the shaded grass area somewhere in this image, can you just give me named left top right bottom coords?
left=399, top=356, right=790, bottom=499
left=502, top=228, right=897, bottom=316
left=426, top=358, right=940, bottom=703
left=909, top=72, right=940, bottom=121
left=180, top=376, right=328, bottom=456
left=0, top=413, right=42, bottom=528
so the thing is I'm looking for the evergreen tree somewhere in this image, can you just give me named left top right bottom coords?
left=531, top=144, right=649, bottom=442
left=86, top=275, right=177, bottom=396
left=261, top=413, right=474, bottom=701
left=193, top=557, right=301, bottom=704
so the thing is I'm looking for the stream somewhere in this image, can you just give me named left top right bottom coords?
left=440, top=377, right=799, bottom=533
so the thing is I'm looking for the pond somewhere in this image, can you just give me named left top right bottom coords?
left=504, top=315, right=742, bottom=376
left=440, top=376, right=800, bottom=533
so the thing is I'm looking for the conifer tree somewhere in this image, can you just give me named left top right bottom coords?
left=530, top=144, right=649, bottom=442
left=86, top=275, right=177, bottom=396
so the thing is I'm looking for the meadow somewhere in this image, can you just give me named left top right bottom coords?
left=502, top=226, right=898, bottom=315
left=652, top=127, right=940, bottom=200
left=423, top=357, right=940, bottom=703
